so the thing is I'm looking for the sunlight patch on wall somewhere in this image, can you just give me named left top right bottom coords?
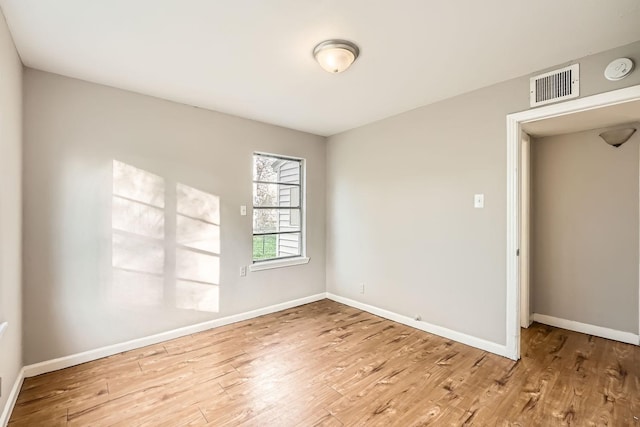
left=176, top=280, right=219, bottom=313
left=175, top=183, right=220, bottom=313
left=112, top=197, right=164, bottom=238
left=113, top=160, right=165, bottom=207
left=112, top=233, right=164, bottom=274
left=110, top=160, right=220, bottom=313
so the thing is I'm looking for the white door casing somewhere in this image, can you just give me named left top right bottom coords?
left=520, top=133, right=531, bottom=329
left=505, top=84, right=640, bottom=360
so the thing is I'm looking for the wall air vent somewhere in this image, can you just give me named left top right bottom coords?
left=530, top=64, right=579, bottom=107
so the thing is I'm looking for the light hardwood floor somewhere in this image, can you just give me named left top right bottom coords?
left=8, top=299, right=640, bottom=426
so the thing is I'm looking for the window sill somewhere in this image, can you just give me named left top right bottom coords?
left=249, top=257, right=310, bottom=272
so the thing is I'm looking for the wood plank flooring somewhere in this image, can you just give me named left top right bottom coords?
left=8, top=299, right=640, bottom=426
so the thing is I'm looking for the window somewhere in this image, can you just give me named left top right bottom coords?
left=252, top=153, right=304, bottom=263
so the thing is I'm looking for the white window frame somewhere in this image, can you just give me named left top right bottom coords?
left=250, top=152, right=309, bottom=271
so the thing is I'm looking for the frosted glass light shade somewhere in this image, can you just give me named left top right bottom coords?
left=313, top=40, right=359, bottom=73
left=599, top=128, right=636, bottom=147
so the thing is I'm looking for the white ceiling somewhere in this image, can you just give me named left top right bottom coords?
left=1, top=1, right=640, bottom=136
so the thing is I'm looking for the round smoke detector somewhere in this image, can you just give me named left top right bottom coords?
left=604, top=58, right=634, bottom=81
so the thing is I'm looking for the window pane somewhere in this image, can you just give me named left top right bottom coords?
left=253, top=235, right=276, bottom=260
left=253, top=156, right=300, bottom=184
left=253, top=208, right=300, bottom=234
left=253, top=233, right=301, bottom=261
left=253, top=183, right=300, bottom=208
left=277, top=233, right=301, bottom=257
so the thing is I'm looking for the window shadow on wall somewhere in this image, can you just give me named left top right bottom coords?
left=110, top=160, right=220, bottom=313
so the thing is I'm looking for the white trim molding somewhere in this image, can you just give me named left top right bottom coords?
left=249, top=256, right=310, bottom=272
left=0, top=368, right=24, bottom=427
left=520, top=133, right=531, bottom=329
left=4, top=290, right=517, bottom=424
left=23, top=292, right=513, bottom=382
left=326, top=293, right=511, bottom=359
left=506, top=84, right=640, bottom=360
left=23, top=293, right=325, bottom=378
left=0, top=322, right=7, bottom=341
left=532, top=313, right=640, bottom=346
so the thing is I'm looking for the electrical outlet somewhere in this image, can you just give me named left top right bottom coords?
left=359, top=283, right=365, bottom=294
left=240, top=266, right=247, bottom=277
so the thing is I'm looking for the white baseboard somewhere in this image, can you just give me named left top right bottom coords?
left=326, top=293, right=512, bottom=359
left=23, top=293, right=326, bottom=378
left=532, top=313, right=640, bottom=345
left=10, top=289, right=517, bottom=423
left=0, top=368, right=24, bottom=427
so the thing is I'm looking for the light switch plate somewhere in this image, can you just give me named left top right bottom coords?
left=474, top=194, right=484, bottom=208
left=240, top=205, right=247, bottom=216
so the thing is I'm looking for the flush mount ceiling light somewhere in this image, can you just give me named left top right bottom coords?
left=313, top=39, right=359, bottom=74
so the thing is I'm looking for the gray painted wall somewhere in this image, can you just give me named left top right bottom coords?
left=531, top=129, right=639, bottom=333
left=326, top=41, right=640, bottom=345
left=17, top=36, right=640, bottom=367
left=23, top=69, right=326, bottom=365
left=0, top=7, right=22, bottom=412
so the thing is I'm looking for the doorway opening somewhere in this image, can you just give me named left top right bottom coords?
left=506, top=85, right=640, bottom=360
